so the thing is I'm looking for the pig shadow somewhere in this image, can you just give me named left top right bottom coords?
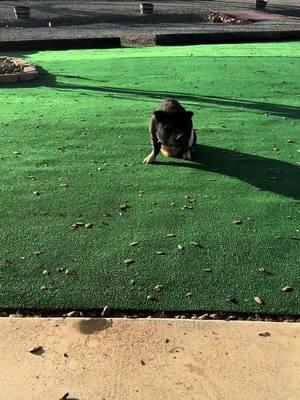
left=153, top=144, right=300, bottom=200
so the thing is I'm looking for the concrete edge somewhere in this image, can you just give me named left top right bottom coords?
left=0, top=317, right=299, bottom=400
left=155, top=30, right=300, bottom=45
left=0, top=37, right=121, bottom=51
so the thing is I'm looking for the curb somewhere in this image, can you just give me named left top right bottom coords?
left=155, top=30, right=300, bottom=45
left=0, top=37, right=121, bottom=51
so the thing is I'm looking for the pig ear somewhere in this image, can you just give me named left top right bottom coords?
left=186, top=111, right=194, bottom=119
left=154, top=111, right=167, bottom=122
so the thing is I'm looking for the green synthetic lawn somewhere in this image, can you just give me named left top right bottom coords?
left=0, top=42, right=299, bottom=314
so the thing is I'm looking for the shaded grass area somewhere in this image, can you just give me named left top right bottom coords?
left=0, top=43, right=299, bottom=314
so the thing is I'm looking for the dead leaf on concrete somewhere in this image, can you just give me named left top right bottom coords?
left=28, top=346, right=44, bottom=355
left=258, top=332, right=271, bottom=337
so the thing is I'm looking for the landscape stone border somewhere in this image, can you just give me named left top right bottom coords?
left=0, top=37, right=121, bottom=52
left=155, top=30, right=300, bottom=45
left=0, top=57, right=38, bottom=84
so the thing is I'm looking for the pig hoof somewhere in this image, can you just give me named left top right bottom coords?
left=143, top=154, right=156, bottom=164
left=183, top=151, right=191, bottom=161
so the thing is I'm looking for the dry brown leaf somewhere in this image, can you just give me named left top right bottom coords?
left=258, top=332, right=271, bottom=337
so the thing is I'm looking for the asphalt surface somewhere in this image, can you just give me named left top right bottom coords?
left=0, top=0, right=300, bottom=46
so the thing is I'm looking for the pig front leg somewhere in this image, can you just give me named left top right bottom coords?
left=143, top=138, right=161, bottom=164
left=143, top=116, right=161, bottom=164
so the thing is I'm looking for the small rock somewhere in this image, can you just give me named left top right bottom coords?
left=130, top=241, right=139, bottom=246
left=120, top=203, right=129, bottom=210
left=167, top=233, right=176, bottom=237
left=101, top=305, right=111, bottom=317
left=69, top=223, right=79, bottom=230
left=40, top=286, right=47, bottom=290
left=227, top=295, right=236, bottom=303
left=203, top=268, right=212, bottom=272
left=209, top=313, right=221, bottom=319
left=84, top=223, right=93, bottom=229
left=140, top=360, right=145, bottom=366
left=146, top=295, right=155, bottom=301
left=32, top=191, right=40, bottom=196
left=66, top=311, right=80, bottom=317
left=232, top=219, right=242, bottom=225
left=190, top=241, right=200, bottom=247
left=198, top=313, right=209, bottom=320
left=59, top=183, right=68, bottom=187
left=65, top=268, right=73, bottom=274
left=282, top=286, right=293, bottom=292
left=254, top=296, right=263, bottom=305
left=226, top=315, right=237, bottom=321
left=177, top=244, right=184, bottom=251
left=124, top=259, right=134, bottom=266
left=154, top=284, right=162, bottom=292
left=186, top=292, right=192, bottom=298
left=156, top=251, right=166, bottom=255
left=42, top=270, right=49, bottom=275
left=258, top=267, right=267, bottom=273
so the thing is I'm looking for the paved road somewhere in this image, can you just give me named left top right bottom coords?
left=0, top=0, right=299, bottom=45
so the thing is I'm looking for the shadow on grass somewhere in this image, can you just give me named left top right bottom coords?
left=2, top=67, right=300, bottom=119
left=2, top=68, right=299, bottom=200
left=19, top=68, right=300, bottom=120
left=154, top=144, right=300, bottom=200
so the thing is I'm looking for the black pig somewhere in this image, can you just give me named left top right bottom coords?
left=144, top=98, right=197, bottom=164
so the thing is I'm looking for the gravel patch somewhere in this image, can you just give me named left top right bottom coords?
left=0, top=0, right=299, bottom=46
left=1, top=308, right=299, bottom=322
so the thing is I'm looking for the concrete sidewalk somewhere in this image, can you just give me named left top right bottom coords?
left=0, top=318, right=299, bottom=399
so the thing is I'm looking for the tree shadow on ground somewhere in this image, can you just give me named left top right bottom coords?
left=5, top=67, right=299, bottom=120
left=154, top=144, right=300, bottom=200
left=2, top=68, right=299, bottom=200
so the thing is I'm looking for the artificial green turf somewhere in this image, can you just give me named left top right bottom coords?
left=0, top=42, right=299, bottom=314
